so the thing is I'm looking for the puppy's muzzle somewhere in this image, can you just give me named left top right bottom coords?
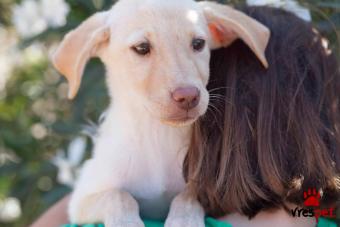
left=171, top=86, right=200, bottom=111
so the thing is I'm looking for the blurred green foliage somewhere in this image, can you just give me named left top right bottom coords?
left=0, top=0, right=339, bottom=227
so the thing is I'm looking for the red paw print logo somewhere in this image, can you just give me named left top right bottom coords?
left=303, top=188, right=320, bottom=207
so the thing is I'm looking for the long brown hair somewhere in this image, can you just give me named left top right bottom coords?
left=185, top=6, right=340, bottom=218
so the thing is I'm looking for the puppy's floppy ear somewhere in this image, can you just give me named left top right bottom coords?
left=199, top=1, right=270, bottom=68
left=52, top=12, right=110, bottom=99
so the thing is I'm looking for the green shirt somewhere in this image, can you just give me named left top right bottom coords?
left=62, top=216, right=337, bottom=227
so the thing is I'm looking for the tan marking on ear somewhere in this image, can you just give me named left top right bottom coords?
left=208, top=23, right=236, bottom=47
left=200, top=1, right=270, bottom=68
left=52, top=12, right=110, bottom=99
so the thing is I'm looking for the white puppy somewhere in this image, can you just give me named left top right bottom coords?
left=52, top=0, right=270, bottom=226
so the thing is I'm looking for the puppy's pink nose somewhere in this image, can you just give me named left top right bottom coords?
left=172, top=87, right=200, bottom=110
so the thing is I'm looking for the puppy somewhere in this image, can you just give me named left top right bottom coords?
left=52, top=0, right=270, bottom=226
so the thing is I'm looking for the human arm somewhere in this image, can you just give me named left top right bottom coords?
left=30, top=194, right=70, bottom=227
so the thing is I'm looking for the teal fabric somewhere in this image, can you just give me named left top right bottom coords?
left=62, top=217, right=232, bottom=227
left=61, top=217, right=337, bottom=227
left=317, top=218, right=338, bottom=227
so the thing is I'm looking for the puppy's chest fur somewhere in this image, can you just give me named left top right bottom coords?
left=89, top=111, right=189, bottom=219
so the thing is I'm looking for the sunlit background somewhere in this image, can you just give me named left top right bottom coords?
left=0, top=0, right=339, bottom=226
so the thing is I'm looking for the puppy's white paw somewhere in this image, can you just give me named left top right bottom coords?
left=105, top=217, right=145, bottom=227
left=164, top=216, right=205, bottom=227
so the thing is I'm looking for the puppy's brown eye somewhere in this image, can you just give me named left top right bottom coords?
left=192, top=38, right=205, bottom=52
left=132, top=42, right=151, bottom=56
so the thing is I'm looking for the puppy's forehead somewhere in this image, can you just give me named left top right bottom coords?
left=114, top=0, right=200, bottom=12
left=109, top=0, right=207, bottom=37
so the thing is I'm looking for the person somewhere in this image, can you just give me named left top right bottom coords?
left=31, top=6, right=340, bottom=227
left=185, top=5, right=340, bottom=227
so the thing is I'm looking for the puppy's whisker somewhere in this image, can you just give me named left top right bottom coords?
left=210, top=98, right=225, bottom=105
left=206, top=106, right=219, bottom=124
left=210, top=95, right=234, bottom=106
left=210, top=93, right=226, bottom=98
left=208, top=86, right=234, bottom=93
left=208, top=103, right=223, bottom=117
left=210, top=96, right=234, bottom=106
left=209, top=95, right=226, bottom=101
left=206, top=106, right=224, bottom=132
